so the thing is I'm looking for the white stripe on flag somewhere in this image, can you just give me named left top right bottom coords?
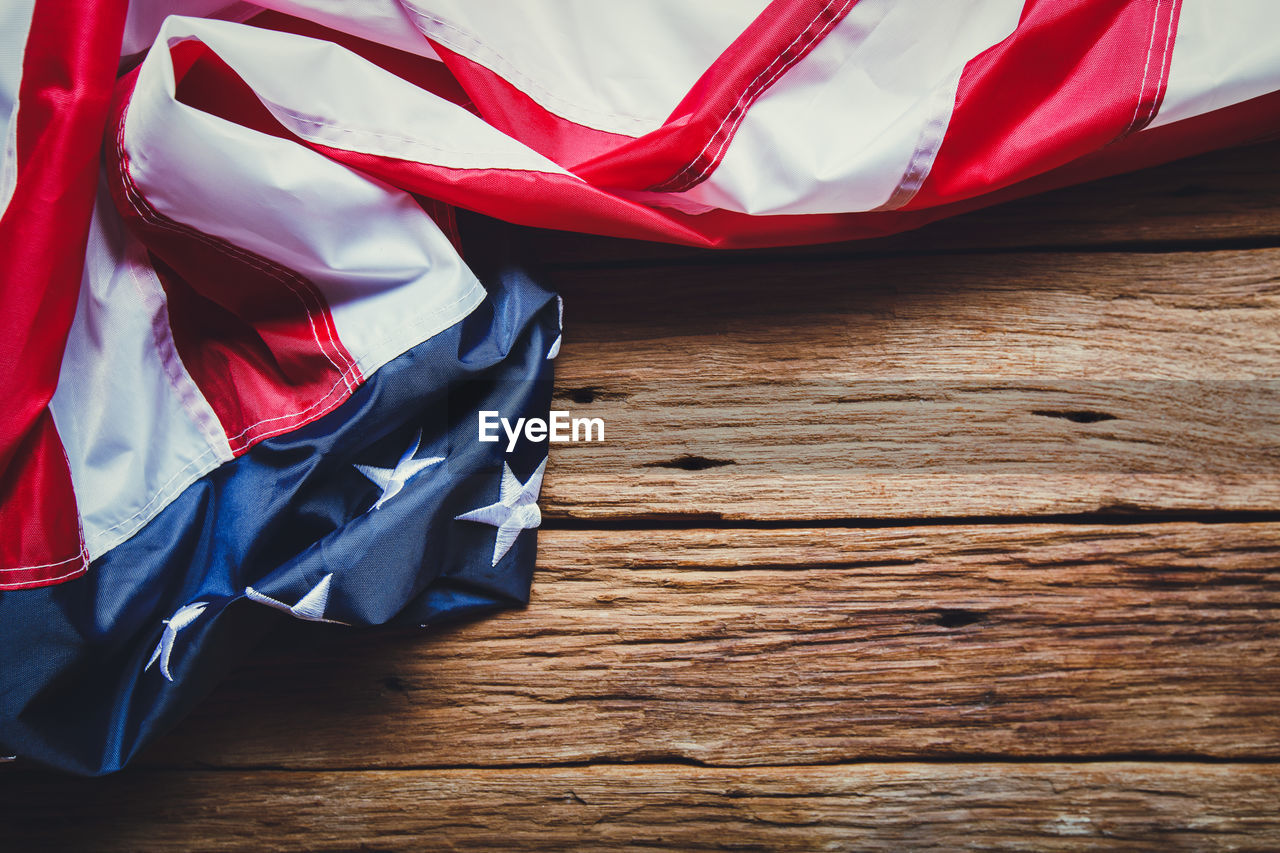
left=151, top=17, right=572, bottom=174
left=238, top=0, right=443, bottom=60
left=123, top=0, right=258, bottom=55
left=401, top=0, right=769, bottom=136
left=0, top=0, right=35, bottom=216
left=664, top=0, right=1025, bottom=216
left=1149, top=0, right=1280, bottom=130
left=49, top=186, right=234, bottom=561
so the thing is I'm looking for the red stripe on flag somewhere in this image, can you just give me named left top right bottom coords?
left=147, top=252, right=362, bottom=455
left=908, top=0, right=1184, bottom=210
left=0, top=0, right=127, bottom=588
left=0, top=412, right=88, bottom=590
left=108, top=73, right=363, bottom=457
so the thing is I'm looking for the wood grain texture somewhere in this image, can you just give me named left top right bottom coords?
left=4, top=763, right=1278, bottom=851
left=143, top=524, right=1280, bottom=769
left=537, top=248, right=1280, bottom=520
left=507, top=140, right=1280, bottom=265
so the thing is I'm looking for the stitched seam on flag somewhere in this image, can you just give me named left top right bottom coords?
left=114, top=107, right=362, bottom=400
left=221, top=377, right=352, bottom=449
left=1122, top=0, right=1173, bottom=137
left=1124, top=0, right=1162, bottom=135
left=0, top=442, right=90, bottom=577
left=672, top=2, right=846, bottom=190
left=87, top=89, right=482, bottom=559
left=0, top=0, right=93, bottom=579
left=124, top=205, right=361, bottom=402
left=91, top=444, right=222, bottom=541
left=0, top=565, right=88, bottom=588
left=0, top=552, right=86, bottom=572
left=400, top=5, right=655, bottom=132
left=1144, top=0, right=1177, bottom=129
left=57, top=431, right=90, bottom=571
left=85, top=234, right=262, bottom=555
left=652, top=3, right=838, bottom=192
left=89, top=280, right=476, bottom=548
left=651, top=0, right=855, bottom=194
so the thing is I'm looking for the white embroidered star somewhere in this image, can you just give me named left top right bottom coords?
left=455, top=458, right=547, bottom=566
left=244, top=572, right=348, bottom=625
left=145, top=601, right=209, bottom=682
left=355, top=429, right=444, bottom=510
left=546, top=295, right=564, bottom=360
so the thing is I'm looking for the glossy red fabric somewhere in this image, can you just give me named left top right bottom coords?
left=912, top=0, right=1183, bottom=208
left=0, top=0, right=127, bottom=588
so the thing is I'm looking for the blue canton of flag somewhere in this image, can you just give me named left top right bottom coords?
left=0, top=260, right=561, bottom=776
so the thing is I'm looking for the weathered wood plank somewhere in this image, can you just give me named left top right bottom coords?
left=145, top=524, right=1280, bottom=768
left=4, top=763, right=1278, bottom=851
left=537, top=248, right=1280, bottom=519
left=508, top=140, right=1280, bottom=266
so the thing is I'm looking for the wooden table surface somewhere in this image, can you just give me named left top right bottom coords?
left=4, top=142, right=1280, bottom=850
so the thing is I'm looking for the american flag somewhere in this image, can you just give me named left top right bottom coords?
left=1, top=0, right=1277, bottom=773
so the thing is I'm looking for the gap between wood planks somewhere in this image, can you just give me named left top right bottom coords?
left=532, top=235, right=1280, bottom=273
left=538, top=510, right=1280, bottom=531
left=6, top=763, right=1280, bottom=851
left=123, top=755, right=1280, bottom=774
